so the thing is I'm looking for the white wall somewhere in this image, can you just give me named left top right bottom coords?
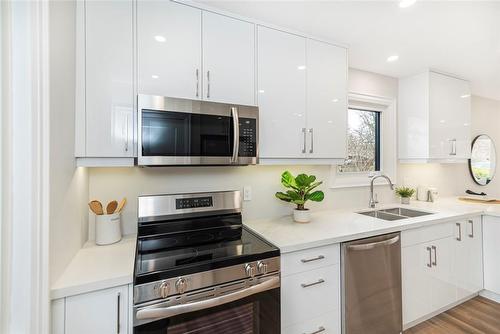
left=49, top=1, right=89, bottom=285
left=88, top=68, right=399, bottom=237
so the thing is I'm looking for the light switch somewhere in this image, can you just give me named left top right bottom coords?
left=243, top=186, right=252, bottom=201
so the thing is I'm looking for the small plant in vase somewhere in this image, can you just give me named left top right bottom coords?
left=395, top=186, right=415, bottom=205
left=275, top=171, right=325, bottom=223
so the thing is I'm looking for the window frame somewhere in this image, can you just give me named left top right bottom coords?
left=330, top=93, right=397, bottom=188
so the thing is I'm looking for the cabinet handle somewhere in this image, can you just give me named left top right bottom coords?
left=450, top=139, right=457, bottom=156
left=207, top=70, right=211, bottom=98
left=303, top=326, right=326, bottom=334
left=195, top=69, right=199, bottom=98
left=456, top=222, right=462, bottom=241
left=431, top=245, right=437, bottom=266
left=301, top=278, right=325, bottom=288
left=302, top=128, right=307, bottom=153
left=301, top=255, right=325, bottom=263
left=309, top=128, right=314, bottom=153
left=116, top=292, right=121, bottom=333
left=426, top=247, right=432, bottom=268
left=468, top=219, right=474, bottom=238
left=124, top=115, right=129, bottom=152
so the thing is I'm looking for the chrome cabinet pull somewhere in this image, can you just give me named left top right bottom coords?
left=468, top=219, right=474, bottom=238
left=207, top=70, right=211, bottom=98
left=431, top=245, right=437, bottom=266
left=301, top=278, right=325, bottom=288
left=456, top=222, right=462, bottom=241
left=309, top=128, right=314, bottom=153
left=426, top=247, right=432, bottom=268
left=300, top=255, right=325, bottom=263
left=195, top=69, right=199, bottom=98
left=302, top=128, right=307, bottom=153
left=303, top=326, right=326, bottom=334
left=116, top=292, right=121, bottom=333
left=450, top=139, right=457, bottom=156
left=124, top=115, right=129, bottom=152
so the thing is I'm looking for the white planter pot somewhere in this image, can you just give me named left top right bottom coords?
left=400, top=197, right=410, bottom=205
left=293, top=209, right=311, bottom=223
left=95, top=212, right=122, bottom=245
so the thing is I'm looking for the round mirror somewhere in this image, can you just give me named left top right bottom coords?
left=469, top=135, right=496, bottom=185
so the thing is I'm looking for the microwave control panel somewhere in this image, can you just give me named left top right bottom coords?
left=239, top=118, right=257, bottom=157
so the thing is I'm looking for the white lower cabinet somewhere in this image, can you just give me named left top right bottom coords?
left=52, top=284, right=132, bottom=334
left=281, top=244, right=341, bottom=333
left=483, top=216, right=500, bottom=294
left=402, top=218, right=483, bottom=327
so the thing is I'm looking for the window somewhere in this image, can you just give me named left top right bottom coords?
left=338, top=108, right=381, bottom=173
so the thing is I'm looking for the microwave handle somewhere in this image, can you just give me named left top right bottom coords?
left=231, top=107, right=239, bottom=163
left=136, top=276, right=279, bottom=320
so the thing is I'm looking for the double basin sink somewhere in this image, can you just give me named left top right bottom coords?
left=357, top=207, right=433, bottom=221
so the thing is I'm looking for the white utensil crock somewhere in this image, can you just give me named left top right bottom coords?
left=293, top=209, right=311, bottom=223
left=95, top=212, right=122, bottom=245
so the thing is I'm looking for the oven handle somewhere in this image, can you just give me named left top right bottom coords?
left=231, top=107, right=239, bottom=164
left=136, top=276, right=279, bottom=320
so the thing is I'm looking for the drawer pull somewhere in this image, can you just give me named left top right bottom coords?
left=301, top=278, right=325, bottom=288
left=300, top=255, right=325, bottom=263
left=304, top=326, right=325, bottom=334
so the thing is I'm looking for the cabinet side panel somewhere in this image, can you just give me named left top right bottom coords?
left=74, top=0, right=85, bottom=156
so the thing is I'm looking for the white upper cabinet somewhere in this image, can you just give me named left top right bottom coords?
left=78, top=0, right=134, bottom=158
left=202, top=12, right=255, bottom=106
left=398, top=70, right=471, bottom=162
left=258, top=26, right=348, bottom=162
left=306, top=39, right=347, bottom=160
left=258, top=26, right=307, bottom=159
left=137, top=1, right=202, bottom=100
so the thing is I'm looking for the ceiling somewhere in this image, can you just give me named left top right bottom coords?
left=199, top=0, right=500, bottom=101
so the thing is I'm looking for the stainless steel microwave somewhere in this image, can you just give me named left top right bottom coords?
left=137, top=95, right=259, bottom=166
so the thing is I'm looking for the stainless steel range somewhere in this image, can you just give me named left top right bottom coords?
left=133, top=191, right=280, bottom=333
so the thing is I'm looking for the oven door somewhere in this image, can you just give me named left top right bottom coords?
left=137, top=95, right=258, bottom=166
left=134, top=277, right=280, bottom=334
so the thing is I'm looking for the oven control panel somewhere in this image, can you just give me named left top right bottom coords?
left=176, top=196, right=213, bottom=210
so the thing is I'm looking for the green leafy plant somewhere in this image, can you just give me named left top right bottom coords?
left=275, top=171, right=324, bottom=210
left=395, top=186, right=415, bottom=198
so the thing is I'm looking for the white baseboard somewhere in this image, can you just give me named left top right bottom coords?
left=480, top=289, right=500, bottom=303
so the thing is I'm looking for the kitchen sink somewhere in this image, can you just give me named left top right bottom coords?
left=357, top=207, right=433, bottom=221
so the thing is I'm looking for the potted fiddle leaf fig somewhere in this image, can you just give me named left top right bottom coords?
left=395, top=186, right=415, bottom=205
left=275, top=171, right=325, bottom=223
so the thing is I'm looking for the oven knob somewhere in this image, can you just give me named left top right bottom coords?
left=257, top=261, right=268, bottom=275
left=158, top=281, right=170, bottom=298
left=245, top=263, right=256, bottom=277
left=176, top=278, right=188, bottom=294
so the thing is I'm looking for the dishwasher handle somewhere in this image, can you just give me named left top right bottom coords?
left=346, top=235, right=400, bottom=251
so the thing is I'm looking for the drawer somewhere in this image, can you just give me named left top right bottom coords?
left=401, top=222, right=453, bottom=247
left=281, top=244, right=340, bottom=277
left=283, top=311, right=341, bottom=334
left=282, top=264, right=340, bottom=327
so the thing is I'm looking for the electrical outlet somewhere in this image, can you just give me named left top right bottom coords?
left=243, top=186, right=252, bottom=201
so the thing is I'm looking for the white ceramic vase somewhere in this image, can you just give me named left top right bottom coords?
left=293, top=209, right=311, bottom=223
left=400, top=197, right=410, bottom=205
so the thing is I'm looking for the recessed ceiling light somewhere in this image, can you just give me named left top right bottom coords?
left=386, top=55, right=399, bottom=62
left=460, top=94, right=471, bottom=98
left=297, top=65, right=306, bottom=70
left=332, top=98, right=339, bottom=103
left=154, top=35, right=166, bottom=42
left=258, top=89, right=265, bottom=93
left=399, top=0, right=417, bottom=8
left=151, top=75, right=159, bottom=79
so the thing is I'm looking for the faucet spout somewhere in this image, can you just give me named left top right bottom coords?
left=369, top=174, right=394, bottom=208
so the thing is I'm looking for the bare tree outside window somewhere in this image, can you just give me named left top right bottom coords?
left=338, top=108, right=380, bottom=173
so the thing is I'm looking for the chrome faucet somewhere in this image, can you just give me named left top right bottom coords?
left=369, top=175, right=395, bottom=208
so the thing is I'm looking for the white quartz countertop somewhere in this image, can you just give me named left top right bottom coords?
left=51, top=234, right=137, bottom=300
left=243, top=197, right=500, bottom=254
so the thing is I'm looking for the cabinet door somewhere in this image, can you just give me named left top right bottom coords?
left=402, top=244, right=433, bottom=325
left=483, top=216, right=500, bottom=294
left=257, top=26, right=306, bottom=158
left=429, top=237, right=456, bottom=311
left=66, top=285, right=128, bottom=334
left=306, top=39, right=347, bottom=159
left=202, top=12, right=255, bottom=105
left=137, top=1, right=201, bottom=100
left=455, top=218, right=483, bottom=300
left=429, top=72, right=471, bottom=159
left=85, top=0, right=134, bottom=157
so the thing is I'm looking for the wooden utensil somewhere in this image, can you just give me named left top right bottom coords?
left=116, top=198, right=127, bottom=213
left=106, top=200, right=118, bottom=214
left=89, top=200, right=104, bottom=215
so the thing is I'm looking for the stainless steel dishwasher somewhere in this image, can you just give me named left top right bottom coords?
left=341, top=232, right=402, bottom=334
